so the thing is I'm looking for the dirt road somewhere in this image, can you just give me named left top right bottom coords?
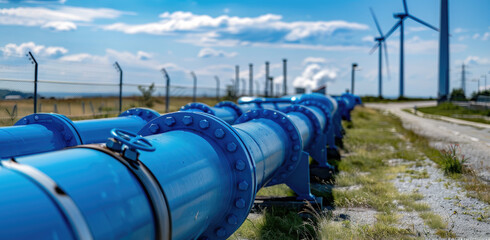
left=366, top=101, right=490, bottom=181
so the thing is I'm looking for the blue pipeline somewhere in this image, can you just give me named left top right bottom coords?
left=179, top=101, right=243, bottom=124
left=0, top=108, right=160, bottom=159
left=236, top=93, right=344, bottom=150
left=0, top=108, right=316, bottom=240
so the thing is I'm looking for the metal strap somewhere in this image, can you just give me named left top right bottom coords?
left=73, top=145, right=171, bottom=240
left=1, top=159, right=93, bottom=240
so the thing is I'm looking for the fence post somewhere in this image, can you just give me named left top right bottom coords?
left=113, top=62, right=123, bottom=113
left=249, top=64, right=253, bottom=96
left=26, top=52, right=38, bottom=113
left=190, top=71, right=197, bottom=102
left=161, top=68, right=170, bottom=113
left=53, top=104, right=58, bottom=113
left=214, top=76, right=220, bottom=102
left=39, top=103, right=42, bottom=112
left=82, top=102, right=85, bottom=114
left=89, top=101, right=95, bottom=115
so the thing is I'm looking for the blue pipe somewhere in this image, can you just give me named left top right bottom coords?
left=180, top=101, right=243, bottom=124
left=0, top=108, right=159, bottom=159
left=0, top=108, right=316, bottom=240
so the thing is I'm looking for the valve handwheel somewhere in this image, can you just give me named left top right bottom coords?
left=111, top=128, right=156, bottom=152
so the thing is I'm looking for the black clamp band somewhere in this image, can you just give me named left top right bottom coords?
left=73, top=145, right=171, bottom=240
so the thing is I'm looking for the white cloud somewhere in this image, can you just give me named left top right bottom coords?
left=103, top=11, right=369, bottom=48
left=464, top=56, right=490, bottom=66
left=0, top=6, right=128, bottom=31
left=386, top=36, right=466, bottom=54
left=41, top=21, right=76, bottom=31
left=362, top=35, right=374, bottom=42
left=302, top=57, right=328, bottom=65
left=59, top=49, right=165, bottom=70
left=453, top=27, right=466, bottom=34
left=472, top=33, right=480, bottom=39
left=197, top=48, right=237, bottom=58
left=407, top=26, right=427, bottom=33
left=0, top=41, right=67, bottom=57
left=482, top=32, right=490, bottom=41
left=293, top=59, right=338, bottom=90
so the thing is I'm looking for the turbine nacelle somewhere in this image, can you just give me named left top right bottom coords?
left=393, top=13, right=407, bottom=19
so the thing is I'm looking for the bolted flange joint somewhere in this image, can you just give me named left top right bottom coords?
left=119, top=108, right=160, bottom=123
left=138, top=112, right=256, bottom=240
left=234, top=108, right=303, bottom=186
left=180, top=102, right=216, bottom=115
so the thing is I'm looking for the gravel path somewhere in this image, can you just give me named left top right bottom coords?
left=366, top=101, right=490, bottom=181
left=393, top=158, right=490, bottom=238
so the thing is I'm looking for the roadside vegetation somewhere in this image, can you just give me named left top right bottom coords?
left=230, top=107, right=464, bottom=239
left=360, top=96, right=433, bottom=103
left=415, top=102, right=490, bottom=124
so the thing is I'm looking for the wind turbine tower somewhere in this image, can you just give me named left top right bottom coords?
left=384, top=0, right=439, bottom=98
left=369, top=8, right=390, bottom=98
left=438, top=0, right=449, bottom=101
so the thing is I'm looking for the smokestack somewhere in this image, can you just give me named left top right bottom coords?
left=249, top=64, right=253, bottom=96
left=283, top=59, right=287, bottom=96
left=235, top=65, right=239, bottom=97
left=265, top=61, right=270, bottom=97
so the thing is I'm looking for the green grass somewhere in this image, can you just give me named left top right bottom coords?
left=416, top=102, right=490, bottom=124
left=439, top=144, right=467, bottom=175
left=361, top=96, right=433, bottom=103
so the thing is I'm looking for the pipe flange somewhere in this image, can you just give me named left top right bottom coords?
left=138, top=112, right=256, bottom=240
left=282, top=104, right=321, bottom=150
left=295, top=100, right=331, bottom=133
left=15, top=113, right=82, bottom=147
left=214, top=101, right=243, bottom=117
left=180, top=102, right=216, bottom=115
left=234, top=109, right=303, bottom=186
left=119, top=108, right=160, bottom=123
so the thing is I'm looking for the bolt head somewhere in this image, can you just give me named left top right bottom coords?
left=164, top=117, right=176, bottom=126
left=34, top=115, right=39, bottom=121
left=149, top=123, right=159, bottom=133
left=227, top=142, right=237, bottom=152
left=293, top=145, right=301, bottom=151
left=288, top=165, right=295, bottom=171
left=214, top=129, right=225, bottom=138
left=291, top=156, right=298, bottom=162
left=238, top=181, right=249, bottom=191
left=182, top=116, right=193, bottom=125
left=235, top=198, right=246, bottom=208
left=216, top=228, right=226, bottom=237
left=199, top=119, right=210, bottom=129
left=235, top=160, right=245, bottom=171
left=227, top=215, right=238, bottom=225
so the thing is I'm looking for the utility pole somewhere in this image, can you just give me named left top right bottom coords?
left=235, top=65, right=239, bottom=97
left=269, top=77, right=274, bottom=97
left=483, top=74, right=488, bottom=91
left=265, top=61, right=270, bottom=97
left=161, top=68, right=170, bottom=113
left=26, top=52, right=38, bottom=113
left=351, top=63, right=358, bottom=94
left=283, top=59, right=287, bottom=96
left=215, top=76, right=220, bottom=102
left=190, top=71, right=197, bottom=102
left=249, top=64, right=253, bottom=96
left=113, top=61, right=123, bottom=113
left=438, top=0, right=450, bottom=102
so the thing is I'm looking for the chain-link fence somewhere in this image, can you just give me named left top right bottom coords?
left=0, top=54, right=232, bottom=125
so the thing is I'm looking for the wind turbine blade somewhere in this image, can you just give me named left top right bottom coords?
left=370, top=7, right=383, bottom=35
left=369, top=43, right=380, bottom=55
left=383, top=41, right=391, bottom=80
left=403, top=0, right=409, bottom=14
left=384, top=21, right=401, bottom=39
left=408, top=15, right=439, bottom=31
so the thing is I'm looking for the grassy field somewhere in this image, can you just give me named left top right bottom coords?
left=229, top=106, right=468, bottom=239
left=0, top=96, right=221, bottom=126
left=416, top=102, right=490, bottom=124
left=360, top=96, right=434, bottom=103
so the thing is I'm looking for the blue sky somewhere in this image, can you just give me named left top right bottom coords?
left=0, top=0, right=489, bottom=98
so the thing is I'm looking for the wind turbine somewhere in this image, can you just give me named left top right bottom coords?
left=384, top=0, right=439, bottom=98
left=369, top=8, right=390, bottom=98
